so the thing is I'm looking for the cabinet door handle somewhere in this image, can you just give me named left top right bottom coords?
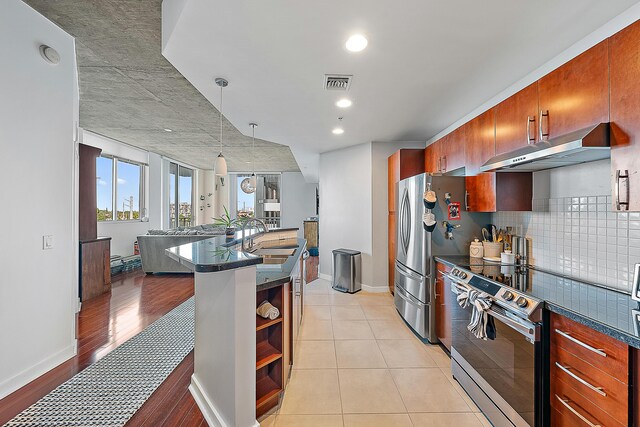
left=539, top=110, right=549, bottom=141
left=464, top=190, right=469, bottom=211
left=436, top=157, right=441, bottom=173
left=555, top=362, right=606, bottom=396
left=615, top=169, right=629, bottom=211
left=443, top=156, right=447, bottom=172
left=555, top=395, right=601, bottom=427
left=554, top=329, right=607, bottom=357
left=527, top=116, right=535, bottom=144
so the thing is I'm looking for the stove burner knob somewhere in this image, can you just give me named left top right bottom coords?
left=516, top=297, right=529, bottom=308
left=502, top=291, right=515, bottom=301
left=459, top=272, right=468, bottom=279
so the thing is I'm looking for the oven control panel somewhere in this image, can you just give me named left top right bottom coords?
left=449, top=267, right=542, bottom=319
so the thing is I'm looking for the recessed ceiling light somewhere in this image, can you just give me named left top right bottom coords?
left=345, top=34, right=368, bottom=52
left=336, top=98, right=352, bottom=108
left=332, top=128, right=344, bottom=135
left=163, top=128, right=173, bottom=132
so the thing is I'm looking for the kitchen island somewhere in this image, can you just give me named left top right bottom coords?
left=166, top=229, right=306, bottom=427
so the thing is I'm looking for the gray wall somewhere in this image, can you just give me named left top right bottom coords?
left=281, top=172, right=318, bottom=239
left=319, top=143, right=373, bottom=287
left=493, top=160, right=639, bottom=293
left=319, top=141, right=424, bottom=291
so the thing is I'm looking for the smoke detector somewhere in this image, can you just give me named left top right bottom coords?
left=324, top=74, right=352, bottom=91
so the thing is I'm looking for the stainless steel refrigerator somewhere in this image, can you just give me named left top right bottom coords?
left=395, top=173, right=489, bottom=342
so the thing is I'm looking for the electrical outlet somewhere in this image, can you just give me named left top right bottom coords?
left=43, top=235, right=54, bottom=250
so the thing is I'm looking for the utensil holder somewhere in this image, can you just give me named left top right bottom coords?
left=482, top=241, right=503, bottom=258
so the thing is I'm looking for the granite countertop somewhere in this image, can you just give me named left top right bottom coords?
left=256, top=238, right=307, bottom=292
left=165, top=228, right=306, bottom=290
left=435, top=255, right=640, bottom=349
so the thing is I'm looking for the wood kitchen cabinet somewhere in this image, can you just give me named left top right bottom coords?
left=424, top=140, right=440, bottom=173
left=550, top=313, right=630, bottom=427
left=426, top=127, right=465, bottom=174
left=388, top=149, right=425, bottom=294
left=464, top=109, right=533, bottom=212
left=538, top=40, right=609, bottom=141
left=441, top=126, right=465, bottom=173
left=610, top=20, right=640, bottom=212
left=495, top=83, right=539, bottom=155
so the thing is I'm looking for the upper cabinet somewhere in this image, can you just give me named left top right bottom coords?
left=495, top=83, right=539, bottom=155
left=424, top=140, right=441, bottom=173
left=538, top=40, right=609, bottom=140
left=425, top=128, right=464, bottom=174
left=442, top=126, right=466, bottom=173
left=610, top=20, right=640, bottom=212
left=464, top=109, right=495, bottom=176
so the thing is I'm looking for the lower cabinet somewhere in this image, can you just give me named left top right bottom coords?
left=550, top=313, right=630, bottom=427
left=256, top=262, right=303, bottom=418
left=256, top=284, right=286, bottom=418
left=79, top=237, right=111, bottom=302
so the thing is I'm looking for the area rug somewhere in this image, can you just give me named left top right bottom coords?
left=5, top=297, right=195, bottom=427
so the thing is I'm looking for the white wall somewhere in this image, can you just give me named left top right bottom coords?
left=371, top=141, right=425, bottom=289
left=196, top=170, right=216, bottom=225
left=281, top=172, right=318, bottom=239
left=0, top=0, right=78, bottom=399
left=319, top=143, right=373, bottom=287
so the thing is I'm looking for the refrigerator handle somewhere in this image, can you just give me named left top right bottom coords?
left=403, top=190, right=411, bottom=253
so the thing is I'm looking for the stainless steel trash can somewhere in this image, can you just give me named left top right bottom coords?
left=332, top=249, right=362, bottom=293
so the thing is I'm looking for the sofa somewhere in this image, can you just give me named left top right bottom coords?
left=138, top=224, right=225, bottom=273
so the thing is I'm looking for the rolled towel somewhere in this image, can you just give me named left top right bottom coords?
left=257, top=300, right=280, bottom=320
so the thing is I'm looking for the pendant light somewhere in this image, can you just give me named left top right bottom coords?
left=214, top=77, right=228, bottom=176
left=240, top=123, right=258, bottom=194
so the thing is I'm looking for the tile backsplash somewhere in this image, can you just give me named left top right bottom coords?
left=493, top=195, right=640, bottom=294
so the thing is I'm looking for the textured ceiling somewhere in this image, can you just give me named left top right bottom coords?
left=23, top=0, right=300, bottom=172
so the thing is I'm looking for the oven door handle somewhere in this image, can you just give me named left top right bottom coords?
left=488, top=307, right=539, bottom=342
left=448, top=279, right=539, bottom=342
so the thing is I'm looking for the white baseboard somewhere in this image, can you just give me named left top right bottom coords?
left=0, top=342, right=76, bottom=400
left=189, top=374, right=259, bottom=427
left=319, top=273, right=331, bottom=281
left=361, top=284, right=390, bottom=293
left=317, top=273, right=388, bottom=294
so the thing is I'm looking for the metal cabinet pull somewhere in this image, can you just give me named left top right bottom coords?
left=539, top=110, right=549, bottom=141
left=555, top=395, right=601, bottom=427
left=436, top=157, right=441, bottom=173
left=464, top=190, right=469, bottom=211
left=554, top=329, right=607, bottom=357
left=527, top=116, right=536, bottom=144
left=615, top=169, right=629, bottom=211
left=555, top=362, right=606, bottom=396
left=443, top=156, right=447, bottom=172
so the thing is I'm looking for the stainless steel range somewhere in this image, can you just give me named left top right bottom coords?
left=446, top=265, right=545, bottom=427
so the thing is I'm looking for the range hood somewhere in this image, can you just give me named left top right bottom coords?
left=480, top=123, right=610, bottom=172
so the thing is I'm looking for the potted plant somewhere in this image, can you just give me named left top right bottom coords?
left=213, top=206, right=239, bottom=237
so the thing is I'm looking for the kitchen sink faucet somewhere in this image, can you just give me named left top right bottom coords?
left=242, top=218, right=269, bottom=251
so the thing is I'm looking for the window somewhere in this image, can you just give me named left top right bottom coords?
left=96, top=156, right=113, bottom=221
left=96, top=155, right=145, bottom=221
left=168, top=163, right=194, bottom=228
left=232, top=173, right=281, bottom=229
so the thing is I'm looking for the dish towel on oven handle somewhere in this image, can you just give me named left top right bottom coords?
left=452, top=283, right=496, bottom=340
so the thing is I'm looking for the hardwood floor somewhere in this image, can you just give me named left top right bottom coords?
left=0, top=270, right=203, bottom=426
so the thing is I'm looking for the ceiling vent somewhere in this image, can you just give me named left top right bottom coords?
left=324, top=74, right=353, bottom=91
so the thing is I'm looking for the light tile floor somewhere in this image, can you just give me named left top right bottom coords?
left=260, top=278, right=491, bottom=427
